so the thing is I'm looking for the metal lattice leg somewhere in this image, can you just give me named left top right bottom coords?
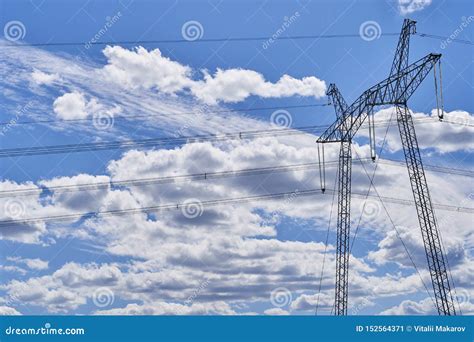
left=334, top=140, right=352, bottom=315
left=396, top=105, right=456, bottom=315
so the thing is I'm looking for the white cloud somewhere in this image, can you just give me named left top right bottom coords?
left=398, top=0, right=432, bottom=15
left=264, top=308, right=289, bottom=315
left=7, top=257, right=49, bottom=271
left=3, top=262, right=121, bottom=313
left=102, top=46, right=193, bottom=94
left=360, top=107, right=474, bottom=154
left=0, top=306, right=21, bottom=315
left=191, top=69, right=326, bottom=104
left=100, top=46, right=326, bottom=104
left=381, top=297, right=435, bottom=314
left=0, top=41, right=472, bottom=316
left=52, top=91, right=122, bottom=121
left=53, top=91, right=88, bottom=119
left=96, top=301, right=236, bottom=315
left=31, top=69, right=60, bottom=85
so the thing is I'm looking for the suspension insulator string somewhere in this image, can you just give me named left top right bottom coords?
left=368, top=107, right=376, bottom=161
left=438, top=59, right=444, bottom=120
left=317, top=143, right=326, bottom=192
left=433, top=61, right=442, bottom=121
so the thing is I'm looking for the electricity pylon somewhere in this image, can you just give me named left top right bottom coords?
left=317, top=19, right=456, bottom=315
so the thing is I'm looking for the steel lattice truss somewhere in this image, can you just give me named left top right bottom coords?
left=317, top=19, right=457, bottom=315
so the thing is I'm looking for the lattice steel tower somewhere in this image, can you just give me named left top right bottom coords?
left=317, top=19, right=456, bottom=315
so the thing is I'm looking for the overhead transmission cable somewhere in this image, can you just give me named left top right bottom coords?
left=353, top=148, right=438, bottom=311
left=1, top=32, right=471, bottom=47
left=0, top=117, right=471, bottom=158
left=0, top=158, right=471, bottom=199
left=0, top=187, right=472, bottom=228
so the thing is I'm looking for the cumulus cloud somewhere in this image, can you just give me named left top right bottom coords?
left=31, top=69, right=60, bottom=85
left=96, top=301, right=236, bottom=315
left=101, top=46, right=326, bottom=104
left=3, top=262, right=120, bottom=313
left=398, top=0, right=432, bottom=15
left=0, top=21, right=472, bottom=317
left=102, top=46, right=193, bottom=94
left=53, top=92, right=88, bottom=119
left=381, top=297, right=435, bottom=314
left=0, top=306, right=21, bottom=315
left=359, top=107, right=474, bottom=154
left=53, top=91, right=121, bottom=121
left=7, top=257, right=49, bottom=271
left=191, top=69, right=326, bottom=104
left=264, top=308, right=290, bottom=315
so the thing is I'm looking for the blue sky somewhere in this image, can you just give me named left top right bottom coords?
left=0, top=0, right=472, bottom=316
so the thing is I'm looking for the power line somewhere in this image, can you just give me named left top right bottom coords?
left=0, top=161, right=337, bottom=198
left=2, top=33, right=401, bottom=48
left=0, top=108, right=462, bottom=128
left=0, top=187, right=471, bottom=227
left=353, top=148, right=438, bottom=313
left=1, top=32, right=471, bottom=48
left=0, top=157, right=471, bottom=198
left=417, top=33, right=474, bottom=46
left=1, top=117, right=471, bottom=158
left=350, top=110, right=395, bottom=255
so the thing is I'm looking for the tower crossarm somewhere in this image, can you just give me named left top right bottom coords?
left=327, top=83, right=349, bottom=121
left=317, top=53, right=440, bottom=143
